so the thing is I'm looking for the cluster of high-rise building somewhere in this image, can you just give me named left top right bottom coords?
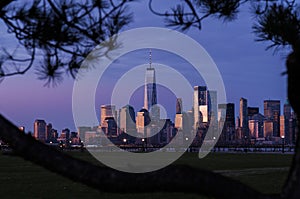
left=77, top=52, right=298, bottom=147
left=17, top=51, right=298, bottom=148
left=78, top=51, right=176, bottom=147
left=32, top=119, right=81, bottom=146
left=233, top=98, right=298, bottom=145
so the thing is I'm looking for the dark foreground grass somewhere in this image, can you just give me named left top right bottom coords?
left=0, top=151, right=293, bottom=198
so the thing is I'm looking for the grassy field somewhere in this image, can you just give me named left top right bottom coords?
left=0, top=150, right=293, bottom=199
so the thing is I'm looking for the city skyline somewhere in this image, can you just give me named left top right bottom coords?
left=0, top=2, right=287, bottom=132
left=5, top=49, right=289, bottom=133
left=27, top=88, right=292, bottom=139
left=27, top=85, right=296, bottom=147
left=19, top=44, right=297, bottom=147
left=11, top=51, right=290, bottom=135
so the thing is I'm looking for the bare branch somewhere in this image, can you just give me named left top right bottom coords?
left=0, top=0, right=135, bottom=85
left=252, top=2, right=300, bottom=51
left=149, top=0, right=241, bottom=32
left=0, top=47, right=35, bottom=77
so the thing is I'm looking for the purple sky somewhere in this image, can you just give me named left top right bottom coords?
left=0, top=2, right=288, bottom=133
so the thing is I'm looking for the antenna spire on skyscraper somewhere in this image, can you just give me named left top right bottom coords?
left=144, top=49, right=157, bottom=114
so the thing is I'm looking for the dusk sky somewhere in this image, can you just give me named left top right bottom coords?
left=0, top=1, right=288, bottom=133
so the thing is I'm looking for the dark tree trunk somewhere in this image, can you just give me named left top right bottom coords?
left=281, top=41, right=300, bottom=199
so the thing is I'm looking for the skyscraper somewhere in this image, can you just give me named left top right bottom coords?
left=175, top=98, right=183, bottom=130
left=264, top=100, right=280, bottom=137
left=175, top=113, right=183, bottom=130
left=218, top=103, right=235, bottom=142
left=239, top=98, right=249, bottom=138
left=102, top=117, right=118, bottom=137
left=249, top=114, right=264, bottom=139
left=247, top=107, right=259, bottom=118
left=144, top=50, right=158, bottom=119
left=176, top=98, right=183, bottom=114
left=284, top=100, right=292, bottom=120
left=194, top=88, right=216, bottom=123
left=136, top=108, right=151, bottom=136
left=209, top=90, right=218, bottom=132
left=264, top=120, right=273, bottom=139
left=251, top=113, right=264, bottom=138
left=282, top=100, right=293, bottom=143
left=249, top=120, right=259, bottom=139
left=46, top=123, right=52, bottom=141
left=193, top=86, right=209, bottom=128
left=78, top=126, right=92, bottom=142
left=60, top=128, right=70, bottom=141
left=280, top=115, right=287, bottom=139
left=219, top=103, right=235, bottom=127
left=119, top=105, right=136, bottom=134
left=34, top=119, right=46, bottom=141
left=100, top=104, right=118, bottom=136
left=100, top=104, right=117, bottom=126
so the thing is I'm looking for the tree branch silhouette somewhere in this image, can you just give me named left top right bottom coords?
left=0, top=114, right=276, bottom=199
left=0, top=0, right=135, bottom=86
left=149, top=0, right=248, bottom=31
